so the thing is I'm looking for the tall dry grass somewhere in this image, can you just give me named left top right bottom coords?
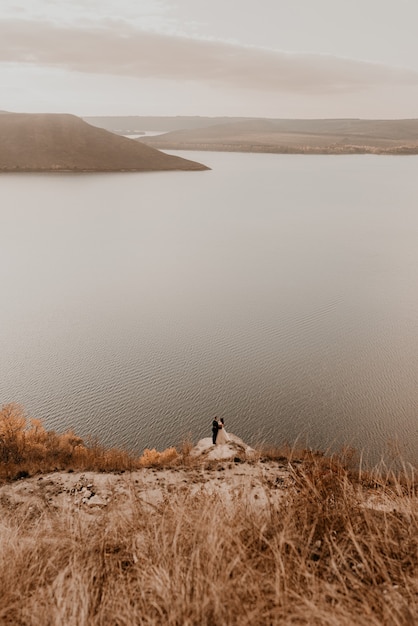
left=1, top=461, right=417, bottom=624
left=1, top=403, right=418, bottom=623
left=0, top=404, right=180, bottom=480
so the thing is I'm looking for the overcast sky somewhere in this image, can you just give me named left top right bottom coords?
left=2, top=0, right=418, bottom=118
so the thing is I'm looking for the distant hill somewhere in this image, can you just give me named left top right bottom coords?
left=133, top=118, right=418, bottom=155
left=83, top=115, right=251, bottom=133
left=0, top=113, right=208, bottom=172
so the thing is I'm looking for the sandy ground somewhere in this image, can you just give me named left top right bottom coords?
left=0, top=438, right=404, bottom=516
left=0, top=436, right=293, bottom=515
left=0, top=462, right=295, bottom=517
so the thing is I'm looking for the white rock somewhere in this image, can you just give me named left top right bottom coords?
left=190, top=434, right=255, bottom=461
left=87, top=495, right=107, bottom=507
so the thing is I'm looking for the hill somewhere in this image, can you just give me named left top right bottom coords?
left=137, top=117, right=418, bottom=154
left=0, top=113, right=208, bottom=172
left=84, top=115, right=252, bottom=133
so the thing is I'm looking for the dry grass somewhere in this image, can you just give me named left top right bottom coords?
left=0, top=403, right=137, bottom=478
left=0, top=404, right=184, bottom=480
left=1, top=403, right=418, bottom=624
left=0, top=462, right=417, bottom=625
left=138, top=447, right=179, bottom=467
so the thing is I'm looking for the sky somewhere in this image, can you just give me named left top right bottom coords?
left=1, top=0, right=418, bottom=118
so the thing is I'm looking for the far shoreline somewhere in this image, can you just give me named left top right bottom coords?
left=140, top=140, right=418, bottom=156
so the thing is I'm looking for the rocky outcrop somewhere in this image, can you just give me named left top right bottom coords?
left=190, top=434, right=256, bottom=461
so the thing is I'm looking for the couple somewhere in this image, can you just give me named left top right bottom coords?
left=212, top=416, right=230, bottom=445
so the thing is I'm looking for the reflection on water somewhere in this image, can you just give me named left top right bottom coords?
left=1, top=153, right=418, bottom=465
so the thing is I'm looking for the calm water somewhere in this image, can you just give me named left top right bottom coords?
left=1, top=152, right=418, bottom=464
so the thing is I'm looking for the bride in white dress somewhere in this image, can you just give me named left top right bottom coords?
left=216, top=418, right=230, bottom=445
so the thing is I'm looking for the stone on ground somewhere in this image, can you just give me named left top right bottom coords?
left=190, top=434, right=256, bottom=461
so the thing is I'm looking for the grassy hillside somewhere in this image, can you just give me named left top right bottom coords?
left=0, top=113, right=209, bottom=172
left=84, top=115, right=254, bottom=133
left=138, top=118, right=418, bottom=154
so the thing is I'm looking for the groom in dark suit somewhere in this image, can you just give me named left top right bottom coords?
left=212, top=417, right=219, bottom=445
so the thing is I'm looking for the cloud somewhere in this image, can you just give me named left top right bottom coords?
left=1, top=18, right=418, bottom=95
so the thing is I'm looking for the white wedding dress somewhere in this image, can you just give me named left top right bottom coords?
left=216, top=424, right=230, bottom=445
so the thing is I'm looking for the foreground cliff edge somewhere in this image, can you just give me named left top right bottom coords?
left=0, top=112, right=209, bottom=172
left=1, top=405, right=417, bottom=623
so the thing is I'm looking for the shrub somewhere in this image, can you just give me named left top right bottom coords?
left=0, top=404, right=139, bottom=478
left=139, top=446, right=179, bottom=467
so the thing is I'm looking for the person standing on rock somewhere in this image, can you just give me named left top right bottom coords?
left=216, top=417, right=230, bottom=445
left=212, top=417, right=219, bottom=445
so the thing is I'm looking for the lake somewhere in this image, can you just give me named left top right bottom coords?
left=1, top=152, right=418, bottom=465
